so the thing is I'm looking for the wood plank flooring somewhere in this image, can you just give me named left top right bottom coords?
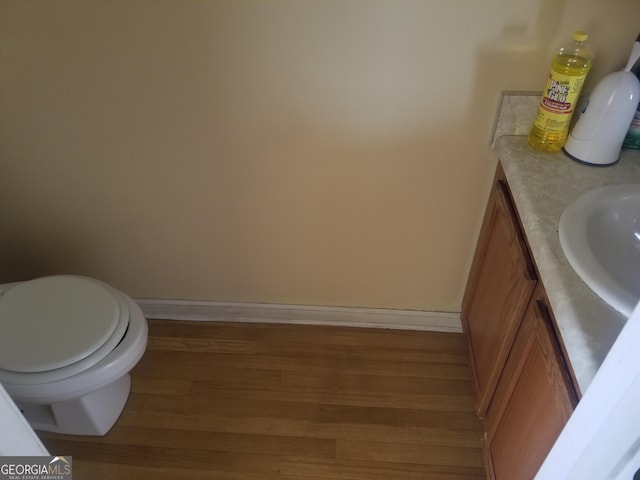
left=40, top=319, right=485, bottom=479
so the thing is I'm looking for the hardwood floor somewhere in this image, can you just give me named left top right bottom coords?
left=40, top=319, right=485, bottom=479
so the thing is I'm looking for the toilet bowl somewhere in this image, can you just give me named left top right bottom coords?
left=0, top=275, right=148, bottom=436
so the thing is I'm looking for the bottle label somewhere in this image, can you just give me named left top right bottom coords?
left=533, top=70, right=586, bottom=133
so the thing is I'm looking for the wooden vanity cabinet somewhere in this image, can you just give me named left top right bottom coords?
left=484, top=286, right=577, bottom=480
left=462, top=164, right=579, bottom=480
left=462, top=166, right=537, bottom=415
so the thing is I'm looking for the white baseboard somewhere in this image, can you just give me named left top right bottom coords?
left=134, top=298, right=462, bottom=333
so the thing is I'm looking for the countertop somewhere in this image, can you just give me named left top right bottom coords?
left=497, top=135, right=640, bottom=395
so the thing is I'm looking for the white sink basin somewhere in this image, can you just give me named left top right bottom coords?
left=559, top=184, right=640, bottom=318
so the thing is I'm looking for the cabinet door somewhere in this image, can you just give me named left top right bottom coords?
left=486, top=290, right=577, bottom=480
left=462, top=171, right=537, bottom=415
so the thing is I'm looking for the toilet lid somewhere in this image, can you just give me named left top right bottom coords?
left=0, top=276, right=123, bottom=372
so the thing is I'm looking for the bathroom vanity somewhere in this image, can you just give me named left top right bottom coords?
left=462, top=135, right=640, bottom=479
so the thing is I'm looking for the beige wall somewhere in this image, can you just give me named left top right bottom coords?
left=1, top=0, right=639, bottom=311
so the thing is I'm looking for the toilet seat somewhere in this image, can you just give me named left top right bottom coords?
left=0, top=276, right=130, bottom=384
left=3, top=288, right=148, bottom=405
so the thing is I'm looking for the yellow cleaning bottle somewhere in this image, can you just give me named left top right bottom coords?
left=528, top=31, right=594, bottom=152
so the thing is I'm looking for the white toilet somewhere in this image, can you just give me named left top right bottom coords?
left=0, top=275, right=148, bottom=436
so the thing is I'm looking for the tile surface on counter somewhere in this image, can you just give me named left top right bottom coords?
left=497, top=135, right=640, bottom=395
